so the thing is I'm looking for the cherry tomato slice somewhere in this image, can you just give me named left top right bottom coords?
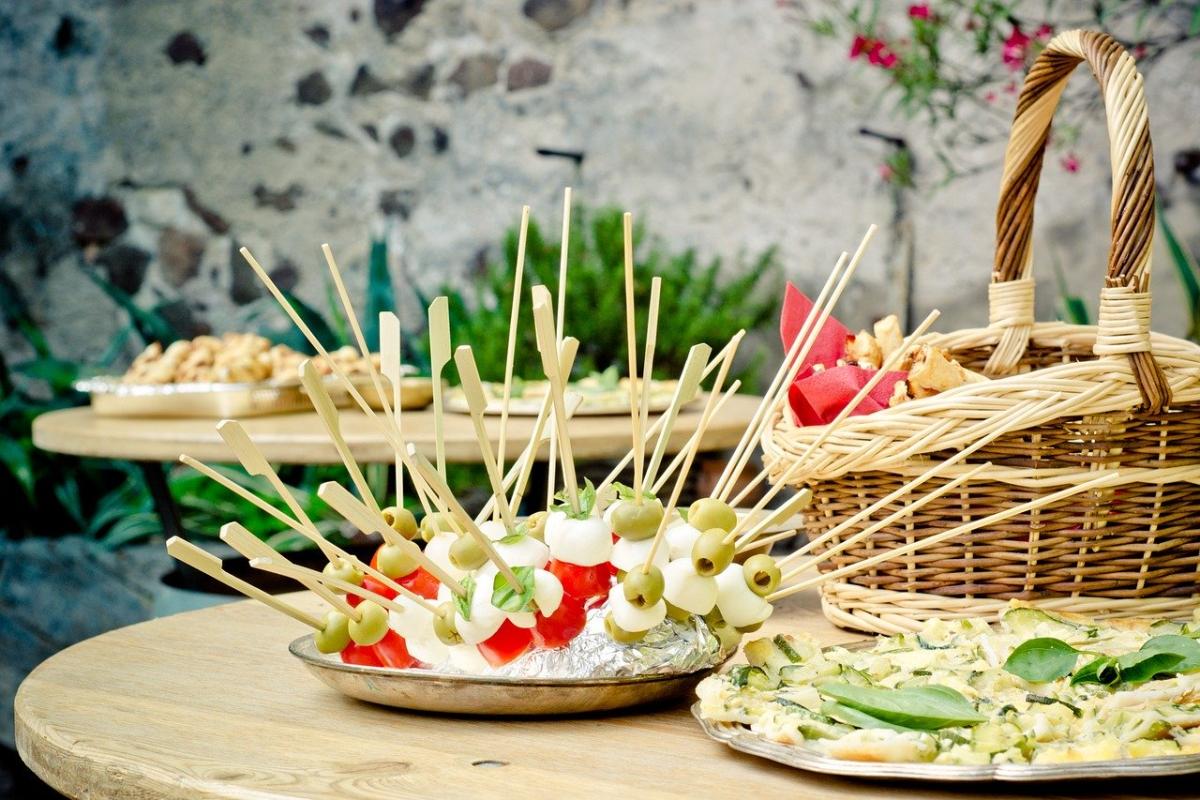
left=362, top=575, right=398, bottom=601
left=399, top=566, right=440, bottom=600
left=373, top=629, right=418, bottom=669
left=340, top=642, right=383, bottom=667
left=477, top=619, right=534, bottom=667
left=547, top=559, right=615, bottom=603
left=533, top=593, right=587, bottom=649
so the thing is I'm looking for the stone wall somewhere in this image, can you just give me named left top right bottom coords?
left=2, top=0, right=1198, bottom=369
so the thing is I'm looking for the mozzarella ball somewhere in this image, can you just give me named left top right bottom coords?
left=714, top=563, right=774, bottom=629
left=610, top=535, right=670, bottom=573
left=424, top=532, right=466, bottom=581
left=666, top=521, right=703, bottom=560
left=533, top=569, right=564, bottom=617
left=545, top=511, right=613, bottom=566
left=607, top=585, right=666, bottom=633
left=661, top=557, right=718, bottom=615
left=448, top=643, right=492, bottom=674
left=495, top=535, right=550, bottom=569
left=479, top=519, right=507, bottom=541
left=456, top=565, right=505, bottom=645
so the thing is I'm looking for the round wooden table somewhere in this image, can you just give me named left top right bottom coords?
left=15, top=589, right=1182, bottom=800
left=33, top=395, right=762, bottom=464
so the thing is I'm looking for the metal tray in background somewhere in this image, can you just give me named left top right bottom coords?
left=290, top=634, right=713, bottom=716
left=76, top=376, right=309, bottom=418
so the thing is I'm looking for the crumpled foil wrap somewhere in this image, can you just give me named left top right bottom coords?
left=433, top=601, right=724, bottom=679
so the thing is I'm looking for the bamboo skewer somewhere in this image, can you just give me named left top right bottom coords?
left=299, top=360, right=382, bottom=515
left=407, top=447, right=523, bottom=590
left=219, top=522, right=360, bottom=619
left=427, top=296, right=452, bottom=479
left=180, top=455, right=307, bottom=533
left=546, top=188, right=573, bottom=509
left=638, top=276, right=663, bottom=498
left=454, top=345, right=516, bottom=529
left=166, top=537, right=325, bottom=629
left=643, top=343, right=709, bottom=491
left=726, top=309, right=942, bottom=530
left=768, top=471, right=1124, bottom=602
left=622, top=211, right=644, bottom=505
left=496, top=205, right=531, bottom=483
left=641, top=331, right=744, bottom=572
left=532, top=285, right=581, bottom=512
left=712, top=250, right=849, bottom=501
left=771, top=395, right=1059, bottom=570
left=250, top=557, right=432, bottom=616
left=728, top=487, right=814, bottom=550
left=379, top=310, right=406, bottom=506
left=650, top=380, right=741, bottom=495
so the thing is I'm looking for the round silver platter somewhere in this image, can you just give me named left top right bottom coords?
left=691, top=638, right=1200, bottom=782
left=290, top=634, right=714, bottom=716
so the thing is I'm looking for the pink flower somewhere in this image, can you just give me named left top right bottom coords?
left=849, top=34, right=871, bottom=59
left=984, top=90, right=997, bottom=104
left=879, top=163, right=895, bottom=183
left=1035, top=24, right=1053, bottom=41
left=908, top=4, right=931, bottom=20
left=867, top=40, right=899, bottom=69
left=1132, top=43, right=1147, bottom=60
left=1061, top=153, right=1080, bottom=173
left=1002, top=26, right=1030, bottom=70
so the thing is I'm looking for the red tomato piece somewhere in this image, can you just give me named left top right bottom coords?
left=533, top=593, right=587, bottom=649
left=477, top=619, right=534, bottom=667
left=340, top=642, right=383, bottom=667
left=547, top=559, right=615, bottom=603
left=362, top=575, right=398, bottom=601
left=399, top=566, right=440, bottom=600
left=373, top=629, right=418, bottom=669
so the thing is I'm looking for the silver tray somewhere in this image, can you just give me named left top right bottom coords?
left=76, top=375, right=309, bottom=418
left=290, top=634, right=714, bottom=716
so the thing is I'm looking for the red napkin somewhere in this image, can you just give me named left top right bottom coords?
left=779, top=282, right=907, bottom=426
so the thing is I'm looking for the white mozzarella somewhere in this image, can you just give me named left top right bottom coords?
left=532, top=569, right=564, bottom=616
left=508, top=611, right=537, bottom=629
left=407, top=628, right=450, bottom=665
left=607, top=585, right=666, bottom=632
left=494, top=535, right=550, bottom=569
left=666, top=522, right=703, bottom=560
left=478, top=519, right=507, bottom=541
left=610, top=535, right=670, bottom=572
left=424, top=532, right=466, bottom=581
left=661, top=557, right=718, bottom=615
left=448, top=643, right=492, bottom=674
left=714, top=563, right=774, bottom=628
left=545, top=511, right=613, bottom=566
left=389, top=595, right=434, bottom=640
left=456, top=565, right=505, bottom=644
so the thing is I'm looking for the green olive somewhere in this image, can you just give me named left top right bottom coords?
left=322, top=558, right=364, bottom=592
left=710, top=619, right=744, bottom=653
left=622, top=566, right=665, bottom=608
left=736, top=619, right=765, bottom=633
left=381, top=505, right=419, bottom=540
left=348, top=600, right=389, bottom=646
left=691, top=528, right=736, bottom=577
left=420, top=512, right=458, bottom=543
left=742, top=554, right=781, bottom=597
left=605, top=613, right=647, bottom=644
left=611, top=499, right=664, bottom=541
left=524, top=510, right=548, bottom=542
left=664, top=600, right=692, bottom=622
left=433, top=602, right=463, bottom=645
left=313, top=610, right=351, bottom=654
left=688, top=497, right=738, bottom=533
left=448, top=534, right=488, bottom=571
left=375, top=542, right=418, bottom=579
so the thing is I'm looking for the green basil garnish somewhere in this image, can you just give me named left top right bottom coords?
left=1003, top=637, right=1082, bottom=682
left=817, top=682, right=985, bottom=730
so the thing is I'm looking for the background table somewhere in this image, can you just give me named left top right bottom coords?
left=16, top=588, right=1191, bottom=800
left=33, top=395, right=761, bottom=464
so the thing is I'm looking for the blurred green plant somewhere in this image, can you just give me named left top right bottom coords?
left=413, top=205, right=782, bottom=391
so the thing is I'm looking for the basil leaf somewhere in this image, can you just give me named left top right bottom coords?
left=1003, top=637, right=1081, bottom=682
left=1115, top=650, right=1185, bottom=686
left=1139, top=635, right=1200, bottom=674
left=1071, top=656, right=1120, bottom=686
left=454, top=574, right=475, bottom=622
left=817, top=683, right=986, bottom=730
left=497, top=531, right=527, bottom=545
left=491, top=565, right=536, bottom=613
left=612, top=481, right=655, bottom=502
left=821, top=701, right=923, bottom=733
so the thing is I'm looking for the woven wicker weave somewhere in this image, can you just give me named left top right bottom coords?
left=762, top=30, right=1200, bottom=634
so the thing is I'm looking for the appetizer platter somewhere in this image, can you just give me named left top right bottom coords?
left=695, top=604, right=1200, bottom=781
left=161, top=195, right=1121, bottom=720
left=80, top=333, right=431, bottom=417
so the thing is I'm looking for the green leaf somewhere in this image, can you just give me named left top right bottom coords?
left=821, top=700, right=922, bottom=733
left=282, top=291, right=343, bottom=353
left=1157, top=205, right=1200, bottom=341
left=611, top=481, right=655, bottom=502
left=491, top=565, right=536, bottom=613
left=1071, top=656, right=1120, bottom=686
left=1115, top=650, right=1186, bottom=687
left=816, top=682, right=985, bottom=730
left=83, top=269, right=180, bottom=346
left=553, top=478, right=599, bottom=520
left=0, top=438, right=34, bottom=500
left=497, top=530, right=527, bottom=545
left=455, top=574, right=475, bottom=621
left=1139, top=635, right=1200, bottom=674
left=362, top=236, right=395, bottom=351
left=1003, top=637, right=1081, bottom=682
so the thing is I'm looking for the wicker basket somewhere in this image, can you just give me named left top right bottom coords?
left=762, top=30, right=1200, bottom=635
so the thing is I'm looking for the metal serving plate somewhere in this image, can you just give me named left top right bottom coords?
left=443, top=382, right=690, bottom=417
left=325, top=376, right=436, bottom=411
left=692, top=638, right=1200, bottom=782
left=77, top=375, right=309, bottom=418
left=290, top=634, right=714, bottom=716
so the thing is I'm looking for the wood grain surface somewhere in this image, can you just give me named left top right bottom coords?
left=16, top=586, right=1197, bottom=799
left=31, top=395, right=760, bottom=465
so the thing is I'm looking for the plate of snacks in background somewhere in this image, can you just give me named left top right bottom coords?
left=443, top=367, right=688, bottom=416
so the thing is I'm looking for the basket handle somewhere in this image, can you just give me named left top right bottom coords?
left=987, top=30, right=1169, bottom=411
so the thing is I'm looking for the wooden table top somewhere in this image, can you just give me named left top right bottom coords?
left=17, top=589, right=1191, bottom=800
left=32, top=394, right=761, bottom=465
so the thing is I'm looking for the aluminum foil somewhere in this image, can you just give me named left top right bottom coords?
left=433, top=600, right=724, bottom=679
